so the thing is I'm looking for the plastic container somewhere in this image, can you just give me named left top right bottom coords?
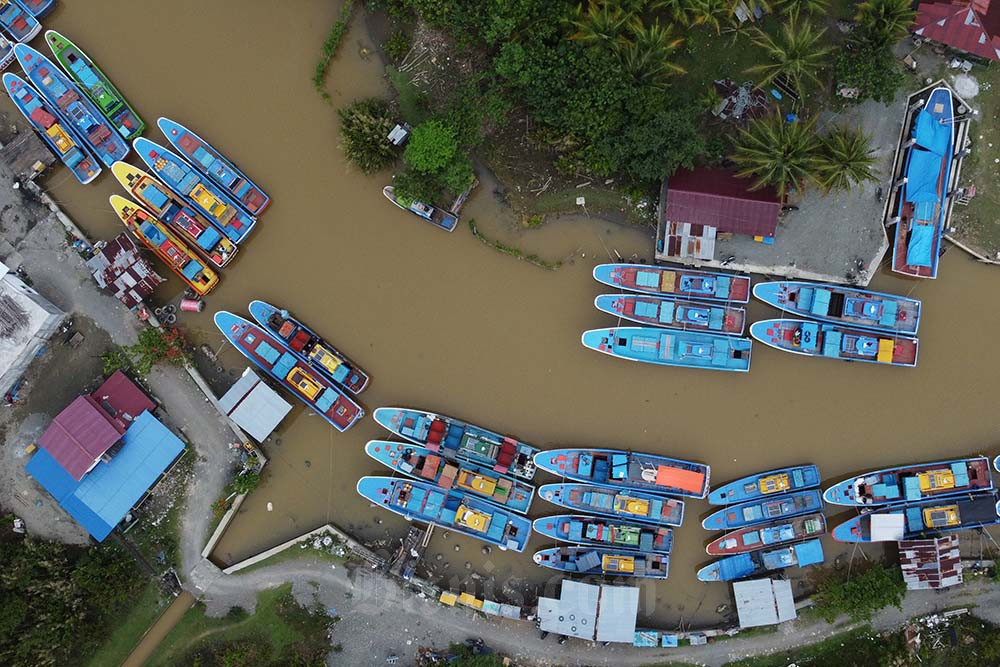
left=179, top=298, right=205, bottom=313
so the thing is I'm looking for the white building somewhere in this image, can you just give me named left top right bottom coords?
left=0, top=261, right=63, bottom=395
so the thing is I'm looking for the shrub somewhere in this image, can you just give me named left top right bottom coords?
left=403, top=120, right=459, bottom=173
left=813, top=563, right=907, bottom=623
left=393, top=166, right=443, bottom=204
left=384, top=29, right=411, bottom=63
left=338, top=98, right=399, bottom=173
left=230, top=471, right=261, bottom=495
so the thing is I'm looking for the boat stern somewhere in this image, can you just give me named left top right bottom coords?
left=247, top=299, right=278, bottom=329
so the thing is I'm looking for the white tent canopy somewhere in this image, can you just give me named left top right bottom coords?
left=538, top=581, right=639, bottom=643
left=217, top=368, right=292, bottom=442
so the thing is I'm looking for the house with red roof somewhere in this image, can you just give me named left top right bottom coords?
left=913, top=0, right=1000, bottom=61
left=655, top=167, right=781, bottom=262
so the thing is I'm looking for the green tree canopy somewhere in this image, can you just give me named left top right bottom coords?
left=834, top=42, right=906, bottom=105
left=855, top=0, right=917, bottom=46
left=747, top=10, right=832, bottom=93
left=731, top=113, right=822, bottom=197
left=817, top=125, right=878, bottom=191
left=338, top=98, right=400, bottom=174
left=404, top=119, right=459, bottom=173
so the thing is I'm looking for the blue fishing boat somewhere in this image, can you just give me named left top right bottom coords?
left=537, top=483, right=685, bottom=527
left=533, top=546, right=669, bottom=579
left=709, top=465, right=819, bottom=505
left=248, top=299, right=369, bottom=394
left=18, top=0, right=55, bottom=18
left=750, top=319, right=919, bottom=368
left=753, top=282, right=921, bottom=336
left=213, top=311, right=364, bottom=432
left=0, top=33, right=14, bottom=71
left=534, top=448, right=710, bottom=499
left=15, top=44, right=129, bottom=168
left=4, top=73, right=101, bottom=185
left=995, top=456, right=1000, bottom=474
left=707, top=512, right=825, bottom=555
left=382, top=185, right=457, bottom=232
left=823, top=457, right=994, bottom=506
left=701, top=489, right=823, bottom=531
left=134, top=137, right=256, bottom=244
left=158, top=117, right=270, bottom=217
left=891, top=87, right=954, bottom=279
left=697, top=538, right=824, bottom=582
left=365, top=440, right=534, bottom=514
left=0, top=1, right=40, bottom=41
left=594, top=294, right=745, bottom=334
left=832, top=491, right=1000, bottom=542
left=373, top=407, right=538, bottom=480
left=582, top=327, right=752, bottom=372
left=593, top=263, right=750, bottom=303
left=357, top=476, right=531, bottom=552
left=532, top=515, right=673, bottom=554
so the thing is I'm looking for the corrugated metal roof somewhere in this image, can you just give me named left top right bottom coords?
left=86, top=234, right=164, bottom=309
left=595, top=585, right=640, bottom=642
left=538, top=580, right=599, bottom=640
left=914, top=1, right=1000, bottom=61
left=38, top=395, right=123, bottom=481
left=91, top=371, right=156, bottom=433
left=899, top=535, right=963, bottom=590
left=664, top=167, right=781, bottom=237
left=218, top=368, right=292, bottom=442
left=734, top=578, right=796, bottom=628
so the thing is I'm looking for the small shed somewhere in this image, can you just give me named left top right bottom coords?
left=38, top=395, right=124, bottom=481
left=899, top=535, right=963, bottom=590
left=217, top=368, right=293, bottom=442
left=86, top=234, right=164, bottom=310
left=538, top=580, right=639, bottom=643
left=733, top=578, right=797, bottom=628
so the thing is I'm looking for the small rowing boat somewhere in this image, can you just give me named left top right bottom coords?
left=373, top=407, right=538, bottom=480
left=214, top=311, right=364, bottom=432
left=697, top=538, right=824, bottom=582
left=4, top=73, right=101, bottom=185
left=111, top=162, right=237, bottom=268
left=0, top=0, right=40, bottom=41
left=249, top=299, right=368, bottom=394
left=593, top=263, right=750, bottom=303
left=706, top=512, right=826, bottom=555
left=537, top=483, right=684, bottom=527
left=45, top=30, right=145, bottom=141
left=708, top=465, right=820, bottom=505
left=533, top=448, right=709, bottom=499
left=750, top=319, right=919, bottom=367
left=594, top=294, right=745, bottom=334
left=365, top=440, right=534, bottom=513
left=109, top=195, right=217, bottom=296
left=18, top=0, right=55, bottom=18
left=357, top=476, right=531, bottom=551
left=582, top=327, right=752, bottom=372
left=823, top=457, right=993, bottom=506
left=701, top=489, right=823, bottom=531
left=753, top=281, right=921, bottom=335
left=382, top=186, right=458, bottom=232
left=532, top=514, right=673, bottom=554
left=533, top=546, right=669, bottom=579
left=832, top=491, right=1000, bottom=542
left=158, top=117, right=269, bottom=217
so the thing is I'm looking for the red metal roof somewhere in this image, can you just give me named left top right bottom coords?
left=664, top=168, right=781, bottom=237
left=914, top=0, right=1000, bottom=61
left=898, top=535, right=963, bottom=590
left=37, top=395, right=123, bottom=481
left=91, top=371, right=157, bottom=433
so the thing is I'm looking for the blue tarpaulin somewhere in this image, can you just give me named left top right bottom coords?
left=907, top=224, right=935, bottom=267
left=914, top=109, right=950, bottom=156
left=905, top=149, right=944, bottom=203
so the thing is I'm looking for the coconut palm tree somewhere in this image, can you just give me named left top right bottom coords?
left=816, top=125, right=878, bottom=191
left=620, top=19, right=686, bottom=86
left=688, top=0, right=731, bottom=34
left=855, top=0, right=917, bottom=45
left=568, top=0, right=635, bottom=50
left=731, top=113, right=822, bottom=197
left=776, top=0, right=829, bottom=15
left=747, top=11, right=832, bottom=93
left=648, top=0, right=695, bottom=26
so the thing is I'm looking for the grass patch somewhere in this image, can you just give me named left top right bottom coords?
left=467, top=219, right=563, bottom=270
left=313, top=0, right=356, bottom=102
left=387, top=65, right=429, bottom=125
left=228, top=541, right=350, bottom=576
left=85, top=581, right=166, bottom=667
left=722, top=626, right=906, bottom=667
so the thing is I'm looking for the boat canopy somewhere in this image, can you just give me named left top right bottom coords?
left=914, top=108, right=950, bottom=155
left=905, top=149, right=944, bottom=204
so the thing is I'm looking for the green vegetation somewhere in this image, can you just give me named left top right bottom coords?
left=394, top=118, right=474, bottom=203
left=722, top=626, right=906, bottom=667
left=834, top=41, right=906, bottom=106
left=384, top=29, right=411, bottom=62
left=817, top=125, right=878, bottom=191
left=231, top=470, right=261, bottom=495
left=386, top=65, right=428, bottom=124
left=85, top=581, right=165, bottom=667
left=148, top=584, right=332, bottom=667
left=811, top=562, right=907, bottom=623
left=748, top=11, right=832, bottom=94
left=102, top=326, right=190, bottom=376
left=468, top=219, right=563, bottom=270
left=313, top=0, right=357, bottom=102
left=338, top=98, right=400, bottom=173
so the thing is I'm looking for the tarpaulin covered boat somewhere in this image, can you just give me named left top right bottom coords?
left=537, top=483, right=684, bottom=527
left=534, top=448, right=709, bottom=499
left=533, top=546, right=669, bottom=579
left=753, top=281, right=921, bottom=335
left=697, top=538, right=824, bottom=582
left=823, top=457, right=993, bottom=506
left=750, top=319, right=918, bottom=367
left=582, top=327, right=752, bottom=372
left=593, top=263, right=750, bottom=303
left=594, top=294, right=745, bottom=334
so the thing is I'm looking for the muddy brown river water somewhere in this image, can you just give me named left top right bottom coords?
left=13, top=0, right=1000, bottom=629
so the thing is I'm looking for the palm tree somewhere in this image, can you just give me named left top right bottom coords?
left=568, top=0, right=635, bottom=50
left=776, top=0, right=829, bottom=15
left=747, top=11, right=832, bottom=93
left=648, top=0, right=695, bottom=26
left=688, top=0, right=731, bottom=34
left=855, top=0, right=917, bottom=45
left=816, top=126, right=878, bottom=191
left=620, top=19, right=686, bottom=86
left=731, top=113, right=822, bottom=197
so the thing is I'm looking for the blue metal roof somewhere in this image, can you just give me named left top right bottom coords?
left=26, top=411, right=184, bottom=541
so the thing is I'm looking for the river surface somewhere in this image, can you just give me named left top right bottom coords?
left=15, top=0, right=1000, bottom=629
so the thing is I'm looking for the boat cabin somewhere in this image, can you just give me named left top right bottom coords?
left=919, top=505, right=960, bottom=530
left=603, top=554, right=635, bottom=574
left=757, top=473, right=790, bottom=495
left=456, top=504, right=492, bottom=533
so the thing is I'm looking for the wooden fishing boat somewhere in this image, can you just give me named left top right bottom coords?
left=750, top=319, right=919, bottom=368
left=109, top=195, right=217, bottom=296
left=697, top=538, right=824, bottom=582
left=0, top=0, right=40, bottom=41
left=594, top=294, right=745, bottom=334
left=582, top=327, right=752, bottom=372
left=701, top=490, right=823, bottom=531
left=249, top=299, right=368, bottom=394
left=706, top=512, right=825, bottom=555
left=4, top=73, right=100, bottom=185
left=373, top=407, right=538, bottom=480
left=134, top=137, right=256, bottom=244
left=708, top=465, right=820, bottom=505
left=17, top=0, right=55, bottom=18
left=593, top=263, right=750, bottom=303
left=111, top=162, right=237, bottom=268
left=365, top=440, right=534, bottom=514
left=533, top=546, right=669, bottom=579
left=382, top=185, right=458, bottom=232
left=45, top=30, right=145, bottom=141
left=532, top=514, right=673, bottom=554
left=214, top=311, right=364, bottom=432
left=892, top=87, right=954, bottom=279
left=753, top=281, right=921, bottom=336
left=832, top=491, right=1000, bottom=542
left=15, top=44, right=128, bottom=167
left=537, top=483, right=684, bottom=527
left=824, top=457, right=994, bottom=506
left=357, top=476, right=531, bottom=552
left=158, top=117, right=269, bottom=216
left=0, top=33, right=14, bottom=71
left=534, top=448, right=710, bottom=499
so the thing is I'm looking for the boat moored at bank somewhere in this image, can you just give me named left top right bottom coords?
left=533, top=546, right=669, bottom=579
left=832, top=491, right=1000, bottom=542
left=0, top=33, right=14, bottom=71
left=382, top=186, right=458, bottom=232
left=706, top=512, right=826, bottom=555
left=582, top=327, right=752, bottom=372
left=19, top=0, right=56, bottom=18
left=532, top=514, right=673, bottom=554
left=697, top=538, right=824, bottom=582
left=0, top=1, right=40, bottom=41
left=753, top=282, right=921, bottom=336
left=824, top=457, right=994, bottom=506
left=594, top=294, right=745, bottom=334
left=534, top=448, right=709, bottom=499
left=750, top=319, right=919, bottom=368
left=701, top=489, right=823, bottom=531
left=537, top=483, right=685, bottom=527
left=365, top=440, right=534, bottom=514
left=357, top=476, right=531, bottom=552
left=593, top=264, right=750, bottom=303
left=708, top=465, right=820, bottom=505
